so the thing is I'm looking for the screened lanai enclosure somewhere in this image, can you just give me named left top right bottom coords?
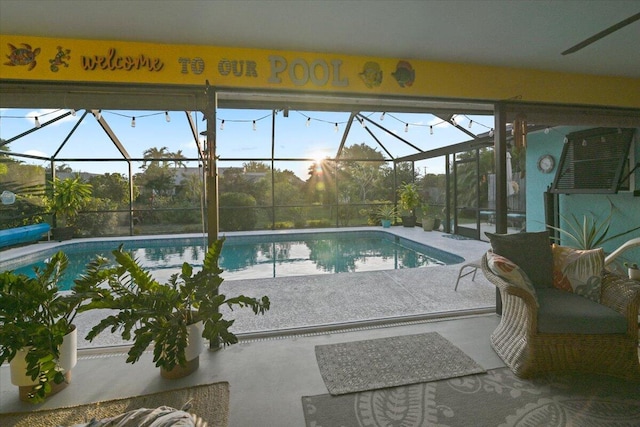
left=2, top=86, right=526, bottom=241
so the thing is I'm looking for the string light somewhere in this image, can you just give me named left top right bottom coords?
left=165, top=111, right=171, bottom=122
left=361, top=119, right=366, bottom=128
left=220, top=120, right=225, bottom=131
left=96, top=110, right=102, bottom=120
left=131, top=117, right=136, bottom=128
left=450, top=117, right=457, bottom=126
left=544, top=127, right=550, bottom=134
left=564, top=136, right=569, bottom=144
left=252, top=120, right=256, bottom=131
left=70, top=109, right=76, bottom=116
left=430, top=126, right=433, bottom=135
left=489, top=129, right=494, bottom=137
left=306, top=117, right=311, bottom=127
left=468, top=120, right=473, bottom=129
left=334, top=123, right=339, bottom=132
left=404, top=123, right=409, bottom=133
left=380, top=112, right=385, bottom=121
left=34, top=116, right=41, bottom=128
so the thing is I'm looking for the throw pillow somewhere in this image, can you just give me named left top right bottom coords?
left=551, top=244, right=604, bottom=302
left=486, top=250, right=538, bottom=305
left=485, top=231, right=553, bottom=289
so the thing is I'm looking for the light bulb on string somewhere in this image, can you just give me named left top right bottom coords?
left=34, top=116, right=41, bottom=128
left=450, top=117, right=457, bottom=126
left=252, top=120, right=256, bottom=131
left=70, top=109, right=76, bottom=116
left=404, top=123, right=409, bottom=133
left=544, top=127, right=550, bottom=134
left=468, top=120, right=473, bottom=129
left=430, top=126, right=433, bottom=135
left=334, top=123, right=339, bottom=132
left=361, top=118, right=366, bottom=128
left=489, top=129, right=494, bottom=137
left=131, top=117, right=136, bottom=128
left=220, top=120, right=225, bottom=131
left=380, top=112, right=385, bottom=121
left=96, top=110, right=102, bottom=120
left=564, top=136, right=569, bottom=144
left=165, top=111, right=171, bottom=122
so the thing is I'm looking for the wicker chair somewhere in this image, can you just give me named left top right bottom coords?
left=481, top=252, right=640, bottom=380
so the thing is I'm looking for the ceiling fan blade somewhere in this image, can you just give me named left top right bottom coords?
left=562, top=12, right=640, bottom=55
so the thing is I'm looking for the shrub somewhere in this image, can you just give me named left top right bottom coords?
left=219, top=192, right=257, bottom=231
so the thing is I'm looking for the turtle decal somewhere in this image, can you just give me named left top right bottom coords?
left=359, top=61, right=383, bottom=88
left=392, top=60, right=415, bottom=88
left=5, top=43, right=41, bottom=71
left=49, top=46, right=71, bottom=72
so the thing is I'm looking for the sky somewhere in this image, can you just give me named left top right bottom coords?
left=0, top=107, right=495, bottom=180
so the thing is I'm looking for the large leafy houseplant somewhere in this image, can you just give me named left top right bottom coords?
left=48, top=176, right=92, bottom=239
left=397, top=182, right=421, bottom=227
left=0, top=252, right=96, bottom=402
left=79, top=238, right=270, bottom=376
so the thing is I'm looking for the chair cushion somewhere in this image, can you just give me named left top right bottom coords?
left=486, top=250, right=537, bottom=305
left=485, top=231, right=553, bottom=289
left=551, top=244, right=604, bottom=303
left=536, top=288, right=627, bottom=334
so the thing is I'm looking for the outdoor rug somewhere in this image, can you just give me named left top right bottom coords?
left=302, top=367, right=640, bottom=427
left=314, top=332, right=485, bottom=395
left=0, top=382, right=229, bottom=427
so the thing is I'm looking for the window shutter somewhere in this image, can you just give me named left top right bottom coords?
left=551, top=128, right=634, bottom=194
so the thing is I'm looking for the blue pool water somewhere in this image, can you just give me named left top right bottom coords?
left=2, top=231, right=463, bottom=290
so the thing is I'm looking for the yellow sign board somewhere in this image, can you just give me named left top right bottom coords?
left=1, top=34, right=639, bottom=108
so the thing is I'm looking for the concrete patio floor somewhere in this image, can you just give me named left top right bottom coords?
left=1, top=226, right=504, bottom=425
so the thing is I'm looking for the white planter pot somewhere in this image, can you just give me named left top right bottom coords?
left=161, top=320, right=204, bottom=379
left=10, top=327, right=77, bottom=388
left=185, top=321, right=204, bottom=362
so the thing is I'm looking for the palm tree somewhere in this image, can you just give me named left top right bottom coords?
left=142, top=146, right=169, bottom=169
left=172, top=150, right=187, bottom=169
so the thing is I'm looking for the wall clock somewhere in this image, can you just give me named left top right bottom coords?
left=537, top=154, right=555, bottom=173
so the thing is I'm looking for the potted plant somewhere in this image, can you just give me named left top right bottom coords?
left=79, top=237, right=271, bottom=379
left=376, top=204, right=399, bottom=228
left=397, top=182, right=421, bottom=227
left=624, top=262, right=640, bottom=280
left=420, top=203, right=435, bottom=231
left=546, top=210, right=640, bottom=250
left=48, top=176, right=92, bottom=241
left=0, top=251, right=97, bottom=402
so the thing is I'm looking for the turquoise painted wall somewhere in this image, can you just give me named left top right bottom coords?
left=526, top=126, right=640, bottom=263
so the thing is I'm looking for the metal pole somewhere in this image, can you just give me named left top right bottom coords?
left=494, top=103, right=508, bottom=234
left=204, top=83, right=219, bottom=247
left=203, top=82, right=220, bottom=350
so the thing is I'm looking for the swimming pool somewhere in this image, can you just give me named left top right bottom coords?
left=2, top=231, right=463, bottom=290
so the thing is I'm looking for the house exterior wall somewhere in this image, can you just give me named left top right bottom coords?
left=526, top=127, right=640, bottom=259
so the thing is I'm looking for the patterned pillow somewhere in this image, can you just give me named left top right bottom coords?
left=486, top=250, right=538, bottom=305
left=551, top=244, right=604, bottom=302
left=485, top=231, right=553, bottom=289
